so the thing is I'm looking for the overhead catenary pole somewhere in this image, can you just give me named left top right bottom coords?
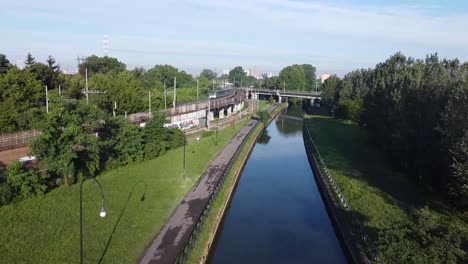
left=58, top=85, right=61, bottom=96
left=148, top=91, right=152, bottom=118
left=85, top=68, right=89, bottom=104
left=196, top=79, right=199, bottom=101
left=164, top=83, right=167, bottom=109
left=45, top=85, right=49, bottom=113
left=173, top=77, right=176, bottom=108
left=283, top=81, right=285, bottom=92
left=113, top=102, right=117, bottom=117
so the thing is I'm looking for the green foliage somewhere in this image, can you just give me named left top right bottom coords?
left=327, top=52, right=468, bottom=209
left=302, top=64, right=317, bottom=90
left=263, top=76, right=279, bottom=89
left=0, top=53, right=11, bottom=74
left=378, top=207, right=467, bottom=263
left=321, top=75, right=341, bottom=109
left=257, top=110, right=271, bottom=124
left=269, top=95, right=274, bottom=104
left=89, top=71, right=146, bottom=113
left=278, top=64, right=306, bottom=91
left=4, top=162, right=49, bottom=202
left=228, top=66, right=247, bottom=87
left=78, top=55, right=126, bottom=75
left=334, top=98, right=362, bottom=122
left=200, top=69, right=217, bottom=80
left=0, top=67, right=44, bottom=133
left=29, top=100, right=104, bottom=186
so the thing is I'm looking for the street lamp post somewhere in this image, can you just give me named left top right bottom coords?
left=183, top=131, right=186, bottom=180
left=80, top=178, right=106, bottom=264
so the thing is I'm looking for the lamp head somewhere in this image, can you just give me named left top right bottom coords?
left=100, top=207, right=107, bottom=218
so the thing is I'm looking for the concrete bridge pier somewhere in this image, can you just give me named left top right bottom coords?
left=219, top=107, right=225, bottom=119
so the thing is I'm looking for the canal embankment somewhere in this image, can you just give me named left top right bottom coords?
left=303, top=118, right=380, bottom=264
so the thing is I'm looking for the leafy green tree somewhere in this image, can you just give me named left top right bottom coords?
left=0, top=68, right=43, bottom=133
left=302, top=64, right=317, bottom=90
left=89, top=71, right=146, bottom=114
left=29, top=100, right=103, bottom=187
left=263, top=76, right=279, bottom=89
left=78, top=55, right=126, bottom=75
left=321, top=75, right=341, bottom=109
left=228, top=66, right=247, bottom=87
left=0, top=54, right=11, bottom=74
left=334, top=98, right=362, bottom=122
left=278, top=64, right=305, bottom=91
left=200, top=69, right=217, bottom=80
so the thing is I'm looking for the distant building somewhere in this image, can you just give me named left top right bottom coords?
left=62, top=69, right=78, bottom=75
left=223, top=69, right=229, bottom=75
left=320, top=73, right=332, bottom=83
left=251, top=65, right=259, bottom=79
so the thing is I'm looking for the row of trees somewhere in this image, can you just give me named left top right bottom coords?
left=321, top=52, right=468, bottom=209
left=0, top=53, right=238, bottom=133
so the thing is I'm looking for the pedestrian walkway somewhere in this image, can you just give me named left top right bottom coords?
left=139, top=119, right=258, bottom=264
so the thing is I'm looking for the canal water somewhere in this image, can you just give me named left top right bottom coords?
left=209, top=114, right=347, bottom=264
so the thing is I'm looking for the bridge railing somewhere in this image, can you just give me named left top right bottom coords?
left=303, top=119, right=383, bottom=263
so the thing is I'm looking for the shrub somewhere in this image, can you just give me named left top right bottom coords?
left=201, top=130, right=214, bottom=138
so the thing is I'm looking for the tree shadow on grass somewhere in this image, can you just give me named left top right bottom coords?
left=98, top=182, right=147, bottom=264
left=308, top=117, right=458, bottom=220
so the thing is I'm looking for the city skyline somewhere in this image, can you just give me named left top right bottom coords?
left=2, top=0, right=468, bottom=76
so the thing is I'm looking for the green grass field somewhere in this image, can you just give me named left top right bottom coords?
left=305, top=115, right=464, bottom=238
left=0, top=121, right=247, bottom=263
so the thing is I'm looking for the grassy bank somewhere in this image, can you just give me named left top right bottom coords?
left=0, top=121, right=247, bottom=264
left=305, top=115, right=467, bottom=260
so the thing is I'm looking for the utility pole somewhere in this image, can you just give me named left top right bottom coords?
left=183, top=132, right=186, bottom=180
left=85, top=68, right=89, bottom=104
left=164, top=83, right=167, bottom=109
left=58, top=85, right=61, bottom=97
left=148, top=91, right=152, bottom=118
left=173, top=77, right=176, bottom=108
left=283, top=81, right=285, bottom=92
left=113, top=102, right=117, bottom=117
left=82, top=68, right=106, bottom=105
left=196, top=79, right=199, bottom=101
left=45, top=85, right=49, bottom=113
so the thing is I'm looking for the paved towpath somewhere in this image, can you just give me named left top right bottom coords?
left=139, top=119, right=258, bottom=264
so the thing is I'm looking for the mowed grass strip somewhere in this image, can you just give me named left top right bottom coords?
left=0, top=121, right=247, bottom=264
left=305, top=115, right=463, bottom=238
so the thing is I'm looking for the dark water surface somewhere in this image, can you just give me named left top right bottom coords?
left=209, top=115, right=347, bottom=264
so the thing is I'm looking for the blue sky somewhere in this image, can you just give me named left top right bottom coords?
left=1, top=0, right=468, bottom=76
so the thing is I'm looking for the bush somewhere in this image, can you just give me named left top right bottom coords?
left=334, top=98, right=362, bottom=122
left=3, top=161, right=49, bottom=203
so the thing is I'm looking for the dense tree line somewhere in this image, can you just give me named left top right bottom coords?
left=321, top=52, right=468, bottom=210
left=261, top=64, right=316, bottom=91
left=0, top=53, right=224, bottom=133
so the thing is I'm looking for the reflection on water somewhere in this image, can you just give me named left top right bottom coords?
left=209, top=116, right=346, bottom=264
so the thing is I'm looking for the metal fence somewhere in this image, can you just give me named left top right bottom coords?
left=176, top=121, right=259, bottom=264
left=0, top=130, right=41, bottom=150
left=303, top=120, right=382, bottom=263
